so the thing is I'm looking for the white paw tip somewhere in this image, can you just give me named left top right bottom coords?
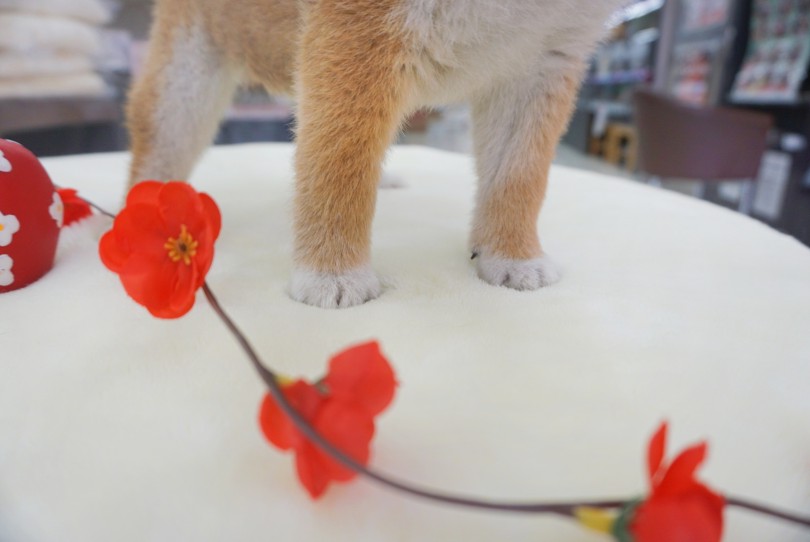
left=475, top=253, right=560, bottom=291
left=289, top=266, right=382, bottom=309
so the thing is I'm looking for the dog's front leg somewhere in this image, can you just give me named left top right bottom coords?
left=470, top=67, right=585, bottom=291
left=289, top=1, right=410, bottom=309
left=127, top=6, right=239, bottom=188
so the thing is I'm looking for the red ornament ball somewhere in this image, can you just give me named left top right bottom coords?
left=0, top=138, right=61, bottom=293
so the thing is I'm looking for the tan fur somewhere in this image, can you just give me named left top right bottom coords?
left=293, top=0, right=411, bottom=272
left=199, top=0, right=299, bottom=95
left=127, top=0, right=299, bottom=184
left=125, top=0, right=193, bottom=184
left=127, top=0, right=620, bottom=307
left=129, top=0, right=412, bottom=274
left=470, top=71, right=582, bottom=261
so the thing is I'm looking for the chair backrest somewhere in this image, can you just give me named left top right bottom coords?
left=633, top=88, right=773, bottom=181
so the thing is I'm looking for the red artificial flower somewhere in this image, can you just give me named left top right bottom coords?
left=625, top=422, right=725, bottom=542
left=56, top=188, right=93, bottom=226
left=99, top=181, right=221, bottom=318
left=259, top=341, right=397, bottom=499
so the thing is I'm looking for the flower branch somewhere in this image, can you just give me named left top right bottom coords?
left=203, top=282, right=624, bottom=516
left=202, top=281, right=810, bottom=537
left=78, top=180, right=810, bottom=540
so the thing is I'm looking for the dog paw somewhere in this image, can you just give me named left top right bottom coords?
left=474, top=252, right=560, bottom=291
left=288, top=266, right=382, bottom=309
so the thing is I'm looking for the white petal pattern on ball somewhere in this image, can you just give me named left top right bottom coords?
left=49, top=192, right=64, bottom=228
left=0, top=150, right=11, bottom=173
left=0, top=211, right=20, bottom=247
left=0, top=254, right=13, bottom=286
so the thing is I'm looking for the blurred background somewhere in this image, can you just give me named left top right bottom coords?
left=0, top=0, right=808, bottom=245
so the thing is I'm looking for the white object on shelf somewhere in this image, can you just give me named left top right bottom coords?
left=752, top=150, right=792, bottom=221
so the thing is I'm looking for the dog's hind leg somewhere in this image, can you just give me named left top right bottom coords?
left=470, top=66, right=585, bottom=291
left=126, top=4, right=240, bottom=187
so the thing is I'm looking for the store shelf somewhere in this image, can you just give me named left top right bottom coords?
left=587, top=69, right=652, bottom=86
left=0, top=95, right=121, bottom=135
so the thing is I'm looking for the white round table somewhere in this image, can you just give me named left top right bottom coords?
left=2, top=143, right=809, bottom=541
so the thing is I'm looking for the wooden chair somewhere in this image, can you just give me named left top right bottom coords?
left=633, top=88, right=773, bottom=214
left=603, top=122, right=638, bottom=172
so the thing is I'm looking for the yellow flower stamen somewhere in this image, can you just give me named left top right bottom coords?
left=0, top=223, right=4, bottom=232
left=164, top=224, right=199, bottom=265
left=276, top=375, right=295, bottom=388
left=574, top=507, right=617, bottom=534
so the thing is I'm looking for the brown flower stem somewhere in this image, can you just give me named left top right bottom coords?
left=201, top=281, right=810, bottom=528
left=85, top=201, right=116, bottom=219
left=202, top=282, right=625, bottom=516
left=726, top=497, right=810, bottom=528
left=58, top=187, right=117, bottom=219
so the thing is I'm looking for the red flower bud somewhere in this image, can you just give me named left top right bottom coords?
left=56, top=188, right=93, bottom=227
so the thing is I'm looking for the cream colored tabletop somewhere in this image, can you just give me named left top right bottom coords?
left=2, top=144, right=809, bottom=541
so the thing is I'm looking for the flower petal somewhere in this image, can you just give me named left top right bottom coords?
left=186, top=229, right=215, bottom=288
left=259, top=394, right=296, bottom=452
left=99, top=227, right=128, bottom=272
left=655, top=442, right=708, bottom=497
left=295, top=441, right=333, bottom=499
left=259, top=381, right=339, bottom=499
left=199, top=192, right=222, bottom=241
left=116, top=204, right=169, bottom=260
left=168, top=258, right=200, bottom=313
left=154, top=289, right=196, bottom=319
left=158, top=182, right=204, bottom=233
left=631, top=490, right=724, bottom=542
left=118, top=253, right=176, bottom=316
left=126, top=180, right=163, bottom=206
left=259, top=380, right=324, bottom=451
left=325, top=341, right=397, bottom=416
left=57, top=188, right=93, bottom=226
left=313, top=400, right=375, bottom=482
left=648, top=421, right=668, bottom=487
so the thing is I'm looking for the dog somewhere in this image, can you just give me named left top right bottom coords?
left=127, top=0, right=625, bottom=308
